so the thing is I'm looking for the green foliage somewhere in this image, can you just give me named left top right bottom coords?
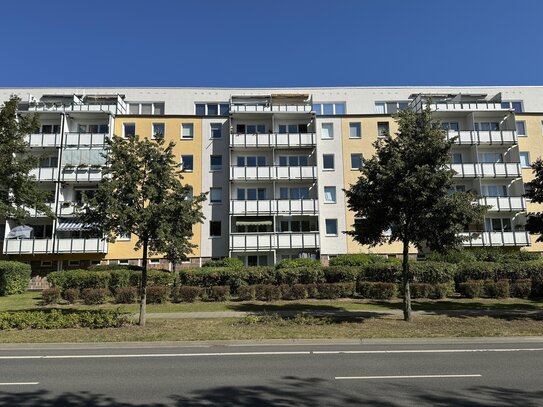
left=88, top=264, right=143, bottom=271
left=329, top=253, right=394, bottom=267
left=0, top=260, right=32, bottom=295
left=324, top=266, right=360, bottom=283
left=62, top=288, right=80, bottom=304
left=207, top=286, right=230, bottom=301
left=237, top=285, right=256, bottom=301
left=275, top=258, right=321, bottom=269
left=458, top=280, right=485, bottom=298
left=455, top=262, right=503, bottom=284
left=409, top=283, right=433, bottom=299
left=81, top=288, right=108, bottom=305
left=275, top=267, right=324, bottom=285
left=281, top=284, right=308, bottom=300
left=428, top=248, right=540, bottom=263
left=115, top=287, right=138, bottom=304
left=358, top=282, right=397, bottom=299
left=359, top=262, right=402, bottom=283
left=410, top=261, right=456, bottom=284
left=316, top=283, right=356, bottom=299
left=42, top=288, right=61, bottom=305
left=0, top=309, right=132, bottom=330
left=146, top=285, right=171, bottom=304
left=254, top=284, right=282, bottom=301
left=484, top=280, right=510, bottom=299
left=511, top=279, right=532, bottom=298
left=202, top=258, right=244, bottom=269
left=526, top=158, right=543, bottom=242
left=173, top=286, right=202, bottom=303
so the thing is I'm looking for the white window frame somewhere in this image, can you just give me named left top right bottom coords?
left=325, top=219, right=338, bottom=236
left=122, top=123, right=136, bottom=138
left=324, top=186, right=336, bottom=203
left=516, top=121, right=527, bottom=136
left=210, top=123, right=222, bottom=139
left=152, top=122, right=165, bottom=139
left=321, top=123, right=334, bottom=140
left=128, top=102, right=165, bottom=115
left=349, top=122, right=361, bottom=139
left=181, top=123, right=194, bottom=140
left=520, top=152, right=531, bottom=168
left=350, top=153, right=363, bottom=170
left=118, top=259, right=130, bottom=266
left=148, top=259, right=160, bottom=265
left=210, top=155, right=222, bottom=172
left=210, top=187, right=222, bottom=204
left=377, top=121, right=390, bottom=138
left=181, top=155, right=194, bottom=172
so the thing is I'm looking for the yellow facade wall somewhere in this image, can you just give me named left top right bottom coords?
left=341, top=116, right=417, bottom=255
left=109, top=116, right=203, bottom=260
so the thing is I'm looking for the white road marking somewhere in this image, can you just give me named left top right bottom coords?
left=335, top=374, right=482, bottom=380
left=0, top=382, right=39, bottom=386
left=0, top=347, right=541, bottom=360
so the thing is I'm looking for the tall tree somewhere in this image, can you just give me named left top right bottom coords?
left=525, top=158, right=543, bottom=239
left=345, top=105, right=487, bottom=321
left=81, top=135, right=205, bottom=326
left=0, top=96, right=53, bottom=219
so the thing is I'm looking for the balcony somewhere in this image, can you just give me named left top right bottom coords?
left=21, top=203, right=56, bottom=217
left=451, top=163, right=521, bottom=178
left=230, top=166, right=317, bottom=181
left=230, top=232, right=320, bottom=251
left=478, top=197, right=526, bottom=212
left=430, top=101, right=504, bottom=112
left=230, top=199, right=318, bottom=216
left=30, top=167, right=58, bottom=182
left=3, top=238, right=108, bottom=254
left=230, top=103, right=312, bottom=114
left=61, top=166, right=103, bottom=182
left=230, top=133, right=316, bottom=148
left=25, top=133, right=62, bottom=148
left=65, top=132, right=108, bottom=147
left=460, top=231, right=530, bottom=247
left=25, top=102, right=121, bottom=114
left=446, top=130, right=517, bottom=145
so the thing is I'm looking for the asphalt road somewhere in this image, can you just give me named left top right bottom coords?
left=1, top=338, right=542, bottom=406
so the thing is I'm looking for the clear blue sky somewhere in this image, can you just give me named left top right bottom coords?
left=1, top=0, right=542, bottom=87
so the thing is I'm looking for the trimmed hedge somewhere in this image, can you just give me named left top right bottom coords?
left=81, top=288, right=108, bottom=305
left=0, top=261, right=32, bottom=296
left=358, top=282, right=397, bottom=299
left=42, top=288, right=61, bottom=305
left=329, top=253, right=398, bottom=267
left=173, top=286, right=203, bottom=302
left=87, top=264, right=143, bottom=271
left=146, top=285, right=171, bottom=304
left=115, top=287, right=138, bottom=304
left=275, top=258, right=321, bottom=269
left=202, top=258, right=244, bottom=269
left=427, top=248, right=541, bottom=263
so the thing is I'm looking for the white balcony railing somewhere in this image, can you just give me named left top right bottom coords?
left=30, top=167, right=58, bottom=182
left=446, top=130, right=517, bottom=145
left=230, top=232, right=320, bottom=251
left=3, top=238, right=107, bottom=254
left=230, top=133, right=316, bottom=148
left=431, top=101, right=504, bottom=112
left=65, top=132, right=108, bottom=147
left=230, top=166, right=317, bottom=181
left=61, top=167, right=103, bottom=182
left=451, top=163, right=521, bottom=178
left=478, top=197, right=526, bottom=212
left=25, top=102, right=120, bottom=114
left=460, top=231, right=530, bottom=247
left=25, top=133, right=62, bottom=147
left=230, top=103, right=312, bottom=114
left=230, top=199, right=318, bottom=215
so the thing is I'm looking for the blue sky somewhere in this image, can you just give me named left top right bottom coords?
left=1, top=0, right=541, bottom=87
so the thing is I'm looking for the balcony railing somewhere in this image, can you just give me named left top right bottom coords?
left=30, top=167, right=58, bottom=182
left=65, top=132, right=108, bottom=147
left=230, top=103, right=312, bottom=114
left=230, top=199, right=318, bottom=215
left=61, top=166, right=103, bottom=182
left=230, top=132, right=316, bottom=148
left=430, top=101, right=504, bottom=112
left=25, top=133, right=62, bottom=147
left=230, top=232, right=320, bottom=251
left=25, top=102, right=120, bottom=114
left=451, top=163, right=521, bottom=178
left=3, top=238, right=108, bottom=254
left=478, top=197, right=526, bottom=212
left=460, top=231, right=530, bottom=247
left=230, top=166, right=317, bottom=181
left=446, top=130, right=517, bottom=145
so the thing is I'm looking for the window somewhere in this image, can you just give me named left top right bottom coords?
left=210, top=155, right=222, bottom=171
left=278, top=156, right=308, bottom=167
left=152, top=123, right=165, bottom=139
left=68, top=260, right=80, bottom=267
left=123, top=123, right=135, bottom=138
left=88, top=124, right=109, bottom=133
left=377, top=122, right=390, bottom=137
left=149, top=259, right=160, bottom=265
left=441, top=122, right=459, bottom=131
left=127, top=102, right=165, bottom=115
left=237, top=188, right=266, bottom=200
left=323, top=154, right=334, bottom=170
left=181, top=123, right=194, bottom=140
left=195, top=103, right=229, bottom=116
left=118, top=260, right=129, bottom=266
left=181, top=155, right=193, bottom=172
left=210, top=187, right=222, bottom=204
left=241, top=124, right=266, bottom=133
left=210, top=123, right=222, bottom=139
left=501, top=101, right=523, bottom=112
left=478, top=153, right=503, bottom=163
left=40, top=261, right=52, bottom=267
left=118, top=232, right=131, bottom=241
left=321, top=123, right=334, bottom=139
left=450, top=185, right=466, bottom=193
left=451, top=153, right=463, bottom=164
left=279, top=187, right=309, bottom=199
left=41, top=124, right=61, bottom=134
left=485, top=218, right=512, bottom=232
left=186, top=186, right=194, bottom=200
left=524, top=183, right=533, bottom=198
left=520, top=152, right=531, bottom=168
left=237, top=156, right=266, bottom=167
left=210, top=221, right=221, bottom=237
left=325, top=219, right=338, bottom=235
left=375, top=101, right=409, bottom=114
left=481, top=185, right=507, bottom=197
left=516, top=121, right=526, bottom=136
left=246, top=255, right=268, bottom=267
left=349, top=122, right=361, bottom=138
left=324, top=186, right=336, bottom=203
left=280, top=220, right=313, bottom=232
left=474, top=122, right=499, bottom=131
left=313, top=103, right=345, bottom=115
left=277, top=124, right=308, bottom=133
left=351, top=154, right=363, bottom=170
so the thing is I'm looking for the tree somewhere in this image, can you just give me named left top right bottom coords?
left=81, top=135, right=205, bottom=326
left=345, top=106, right=487, bottom=321
left=0, top=96, right=53, bottom=220
left=525, top=158, right=543, bottom=239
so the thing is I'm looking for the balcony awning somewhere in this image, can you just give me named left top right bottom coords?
left=56, top=220, right=90, bottom=231
left=236, top=220, right=272, bottom=226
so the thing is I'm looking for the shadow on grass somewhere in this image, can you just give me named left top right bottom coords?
left=226, top=302, right=350, bottom=313
left=1, top=378, right=543, bottom=406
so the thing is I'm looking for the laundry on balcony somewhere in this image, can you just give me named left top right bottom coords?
left=235, top=220, right=273, bottom=226
left=56, top=220, right=92, bottom=231
left=7, top=225, right=34, bottom=239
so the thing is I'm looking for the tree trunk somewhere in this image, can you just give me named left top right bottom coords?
left=139, top=239, right=148, bottom=326
left=402, top=239, right=412, bottom=322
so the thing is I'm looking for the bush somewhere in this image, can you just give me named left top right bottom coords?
left=42, top=288, right=61, bottom=305
left=207, top=285, right=230, bottom=301
left=324, top=266, right=360, bottom=283
left=426, top=249, right=477, bottom=263
left=254, top=284, right=282, bottom=301
left=432, top=283, right=454, bottom=299
left=455, top=263, right=502, bottom=285
left=202, top=258, right=244, bottom=269
left=115, top=287, right=138, bottom=304
left=511, top=279, right=532, bottom=298
left=305, top=284, right=319, bottom=299
left=281, top=284, right=308, bottom=300
left=109, top=270, right=132, bottom=294
left=358, top=282, right=397, bottom=299
left=62, top=288, right=80, bottom=304
left=411, top=262, right=456, bottom=284
left=173, top=286, right=202, bottom=302
left=316, top=283, right=356, bottom=299
left=47, top=270, right=111, bottom=291
left=359, top=263, right=401, bottom=283
left=88, top=264, right=142, bottom=271
left=237, top=285, right=256, bottom=301
left=484, top=279, right=510, bottom=299
left=458, top=280, right=485, bottom=298
left=146, top=285, right=171, bottom=304
left=329, top=253, right=394, bottom=267
left=81, top=288, right=108, bottom=305
left=275, top=267, right=324, bottom=285
left=275, top=258, right=320, bottom=269
left=0, top=309, right=132, bottom=330
left=409, top=283, right=433, bottom=299
left=0, top=261, right=32, bottom=296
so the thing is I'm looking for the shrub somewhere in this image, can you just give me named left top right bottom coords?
left=275, top=267, right=324, bottom=285
left=426, top=249, right=477, bottom=263
left=305, top=283, right=319, bottom=298
left=510, top=279, right=531, bottom=298
left=329, top=253, right=393, bottom=267
left=455, top=262, right=501, bottom=285
left=62, top=288, right=80, bottom=304
left=146, top=285, right=171, bottom=304
left=148, top=270, right=178, bottom=287
left=207, top=285, right=230, bottom=302
left=42, top=288, right=61, bottom=305
left=432, top=283, right=454, bottom=299
left=484, top=279, right=510, bottom=299
left=409, top=283, right=433, bottom=299
left=410, top=262, right=456, bottom=284
left=81, top=288, right=108, bottom=305
left=316, top=283, right=355, bottom=299
left=324, top=266, right=360, bottom=283
left=88, top=264, right=142, bottom=271
left=281, top=284, right=308, bottom=300
left=202, top=258, right=244, bottom=269
left=173, top=286, right=202, bottom=302
left=254, top=284, right=282, bottom=301
left=237, top=285, right=256, bottom=301
left=458, top=280, right=485, bottom=298
left=358, top=282, right=397, bottom=299
left=0, top=261, right=32, bottom=295
left=109, top=270, right=132, bottom=294
left=115, top=287, right=138, bottom=304
left=359, top=263, right=401, bottom=283
left=243, top=267, right=276, bottom=285
left=275, top=258, right=320, bottom=269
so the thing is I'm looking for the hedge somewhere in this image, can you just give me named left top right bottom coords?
left=0, top=261, right=32, bottom=296
left=275, top=258, right=321, bottom=269
left=202, top=258, right=244, bottom=269
left=329, top=253, right=398, bottom=267
left=427, top=248, right=541, bottom=263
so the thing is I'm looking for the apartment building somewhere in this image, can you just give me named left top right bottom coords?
left=0, top=86, right=541, bottom=272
